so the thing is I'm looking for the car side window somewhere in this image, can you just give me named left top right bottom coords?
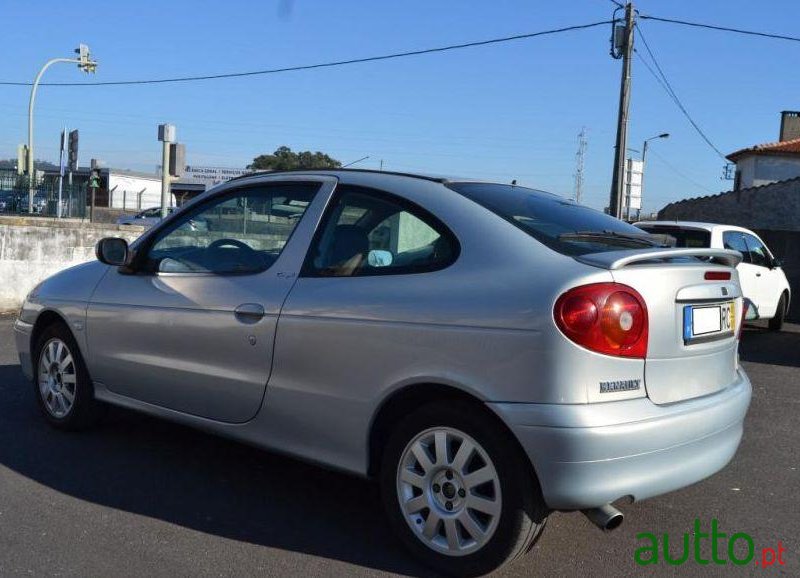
left=143, top=182, right=319, bottom=274
left=743, top=234, right=770, bottom=268
left=722, top=231, right=751, bottom=264
left=304, top=185, right=458, bottom=277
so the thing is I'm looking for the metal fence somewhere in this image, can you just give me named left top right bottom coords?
left=0, top=171, right=87, bottom=218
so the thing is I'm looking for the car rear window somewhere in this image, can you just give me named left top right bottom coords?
left=636, top=225, right=711, bottom=248
left=447, top=182, right=656, bottom=256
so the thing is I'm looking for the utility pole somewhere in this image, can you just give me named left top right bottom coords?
left=573, top=127, right=588, bottom=204
left=608, top=2, right=635, bottom=218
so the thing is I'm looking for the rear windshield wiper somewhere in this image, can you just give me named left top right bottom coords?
left=558, top=230, right=665, bottom=247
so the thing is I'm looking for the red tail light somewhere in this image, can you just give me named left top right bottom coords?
left=554, top=283, right=648, bottom=358
left=704, top=271, right=731, bottom=281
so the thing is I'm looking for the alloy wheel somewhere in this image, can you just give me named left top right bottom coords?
left=38, top=338, right=77, bottom=418
left=396, top=427, right=502, bottom=556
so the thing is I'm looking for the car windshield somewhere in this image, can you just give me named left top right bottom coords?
left=447, top=182, right=658, bottom=256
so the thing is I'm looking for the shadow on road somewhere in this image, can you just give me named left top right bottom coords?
left=739, top=323, right=800, bottom=368
left=0, top=364, right=432, bottom=577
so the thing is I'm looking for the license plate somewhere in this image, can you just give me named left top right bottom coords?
left=683, top=302, right=735, bottom=343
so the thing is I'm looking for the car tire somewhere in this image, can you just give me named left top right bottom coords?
left=768, top=293, right=787, bottom=332
left=33, top=322, right=105, bottom=430
left=380, top=400, right=548, bottom=577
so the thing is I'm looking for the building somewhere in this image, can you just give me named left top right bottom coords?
left=727, top=111, right=800, bottom=190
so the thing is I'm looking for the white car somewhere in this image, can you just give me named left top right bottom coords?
left=635, top=221, right=791, bottom=330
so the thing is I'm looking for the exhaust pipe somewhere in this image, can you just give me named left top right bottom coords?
left=581, top=504, right=624, bottom=531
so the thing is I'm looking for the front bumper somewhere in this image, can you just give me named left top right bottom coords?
left=489, top=368, right=752, bottom=510
left=13, top=317, right=34, bottom=381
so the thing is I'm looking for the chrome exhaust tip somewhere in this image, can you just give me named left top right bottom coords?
left=581, top=504, right=624, bottom=531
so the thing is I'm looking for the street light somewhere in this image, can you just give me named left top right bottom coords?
left=26, top=44, right=98, bottom=212
left=642, top=133, right=670, bottom=167
left=632, top=133, right=670, bottom=220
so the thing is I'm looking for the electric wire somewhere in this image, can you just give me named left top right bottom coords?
left=635, top=24, right=727, bottom=159
left=0, top=20, right=611, bottom=87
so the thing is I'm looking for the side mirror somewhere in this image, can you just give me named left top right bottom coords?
left=96, top=237, right=129, bottom=266
left=771, top=257, right=783, bottom=269
left=367, top=249, right=393, bottom=267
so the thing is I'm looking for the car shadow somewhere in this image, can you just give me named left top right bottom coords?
left=739, top=323, right=800, bottom=368
left=0, top=363, right=433, bottom=577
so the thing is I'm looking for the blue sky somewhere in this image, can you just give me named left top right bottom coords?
left=1, top=0, right=798, bottom=212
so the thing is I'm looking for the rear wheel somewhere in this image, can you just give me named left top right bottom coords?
left=768, top=293, right=787, bottom=332
left=380, top=401, right=548, bottom=577
left=33, top=322, right=104, bottom=430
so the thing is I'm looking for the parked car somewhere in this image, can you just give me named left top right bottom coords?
left=15, top=171, right=751, bottom=576
left=116, top=206, right=175, bottom=227
left=635, top=221, right=791, bottom=330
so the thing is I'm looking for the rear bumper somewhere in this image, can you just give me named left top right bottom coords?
left=489, top=368, right=752, bottom=510
left=13, top=317, right=34, bottom=381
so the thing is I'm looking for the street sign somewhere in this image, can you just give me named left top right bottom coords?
left=169, top=143, right=186, bottom=177
left=182, top=165, right=252, bottom=185
left=624, top=158, right=643, bottom=212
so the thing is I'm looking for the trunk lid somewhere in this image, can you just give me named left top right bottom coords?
left=577, top=248, right=744, bottom=405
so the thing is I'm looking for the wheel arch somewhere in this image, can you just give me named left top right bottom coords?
left=367, top=382, right=541, bottom=487
left=30, top=309, right=72, bottom=358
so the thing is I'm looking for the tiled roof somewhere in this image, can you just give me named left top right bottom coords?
left=726, top=138, right=800, bottom=161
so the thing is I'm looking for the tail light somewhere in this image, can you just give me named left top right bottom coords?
left=554, top=283, right=648, bottom=358
left=704, top=271, right=731, bottom=281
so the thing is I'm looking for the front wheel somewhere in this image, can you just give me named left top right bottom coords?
left=380, top=401, right=548, bottom=577
left=33, top=323, right=104, bottom=430
left=768, top=293, right=787, bottom=332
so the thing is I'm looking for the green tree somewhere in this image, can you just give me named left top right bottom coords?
left=248, top=146, right=342, bottom=171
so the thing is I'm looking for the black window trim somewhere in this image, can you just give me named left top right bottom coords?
left=741, top=232, right=772, bottom=268
left=722, top=231, right=752, bottom=265
left=300, top=184, right=461, bottom=278
left=126, top=181, right=322, bottom=277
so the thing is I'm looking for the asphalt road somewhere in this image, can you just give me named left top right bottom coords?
left=0, top=313, right=796, bottom=577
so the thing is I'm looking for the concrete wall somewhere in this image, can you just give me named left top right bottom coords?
left=658, top=177, right=800, bottom=231
left=0, top=216, right=144, bottom=312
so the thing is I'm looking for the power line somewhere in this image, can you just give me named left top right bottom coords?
left=634, top=24, right=726, bottom=159
left=0, top=20, right=611, bottom=87
left=648, top=149, right=716, bottom=194
left=639, top=14, right=800, bottom=43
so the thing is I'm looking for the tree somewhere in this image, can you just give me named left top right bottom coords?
left=248, top=146, right=342, bottom=171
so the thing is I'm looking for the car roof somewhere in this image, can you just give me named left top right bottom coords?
left=634, top=221, right=758, bottom=235
left=223, top=167, right=511, bottom=187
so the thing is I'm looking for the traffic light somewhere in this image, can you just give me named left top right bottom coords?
left=68, top=130, right=79, bottom=171
left=89, top=169, right=101, bottom=189
left=74, top=44, right=96, bottom=72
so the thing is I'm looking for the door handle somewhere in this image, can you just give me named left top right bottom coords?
left=756, top=273, right=761, bottom=277
left=234, top=303, right=265, bottom=321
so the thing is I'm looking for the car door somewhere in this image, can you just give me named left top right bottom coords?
left=263, top=184, right=460, bottom=461
left=722, top=230, right=760, bottom=317
left=86, top=175, right=336, bottom=423
left=743, top=232, right=781, bottom=318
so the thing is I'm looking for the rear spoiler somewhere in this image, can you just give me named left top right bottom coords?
left=576, top=248, right=742, bottom=270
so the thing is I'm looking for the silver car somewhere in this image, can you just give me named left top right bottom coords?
left=14, top=170, right=751, bottom=576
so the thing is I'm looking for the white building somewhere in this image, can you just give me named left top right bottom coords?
left=728, top=111, right=800, bottom=190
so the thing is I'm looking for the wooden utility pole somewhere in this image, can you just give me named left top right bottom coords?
left=608, top=2, right=635, bottom=218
